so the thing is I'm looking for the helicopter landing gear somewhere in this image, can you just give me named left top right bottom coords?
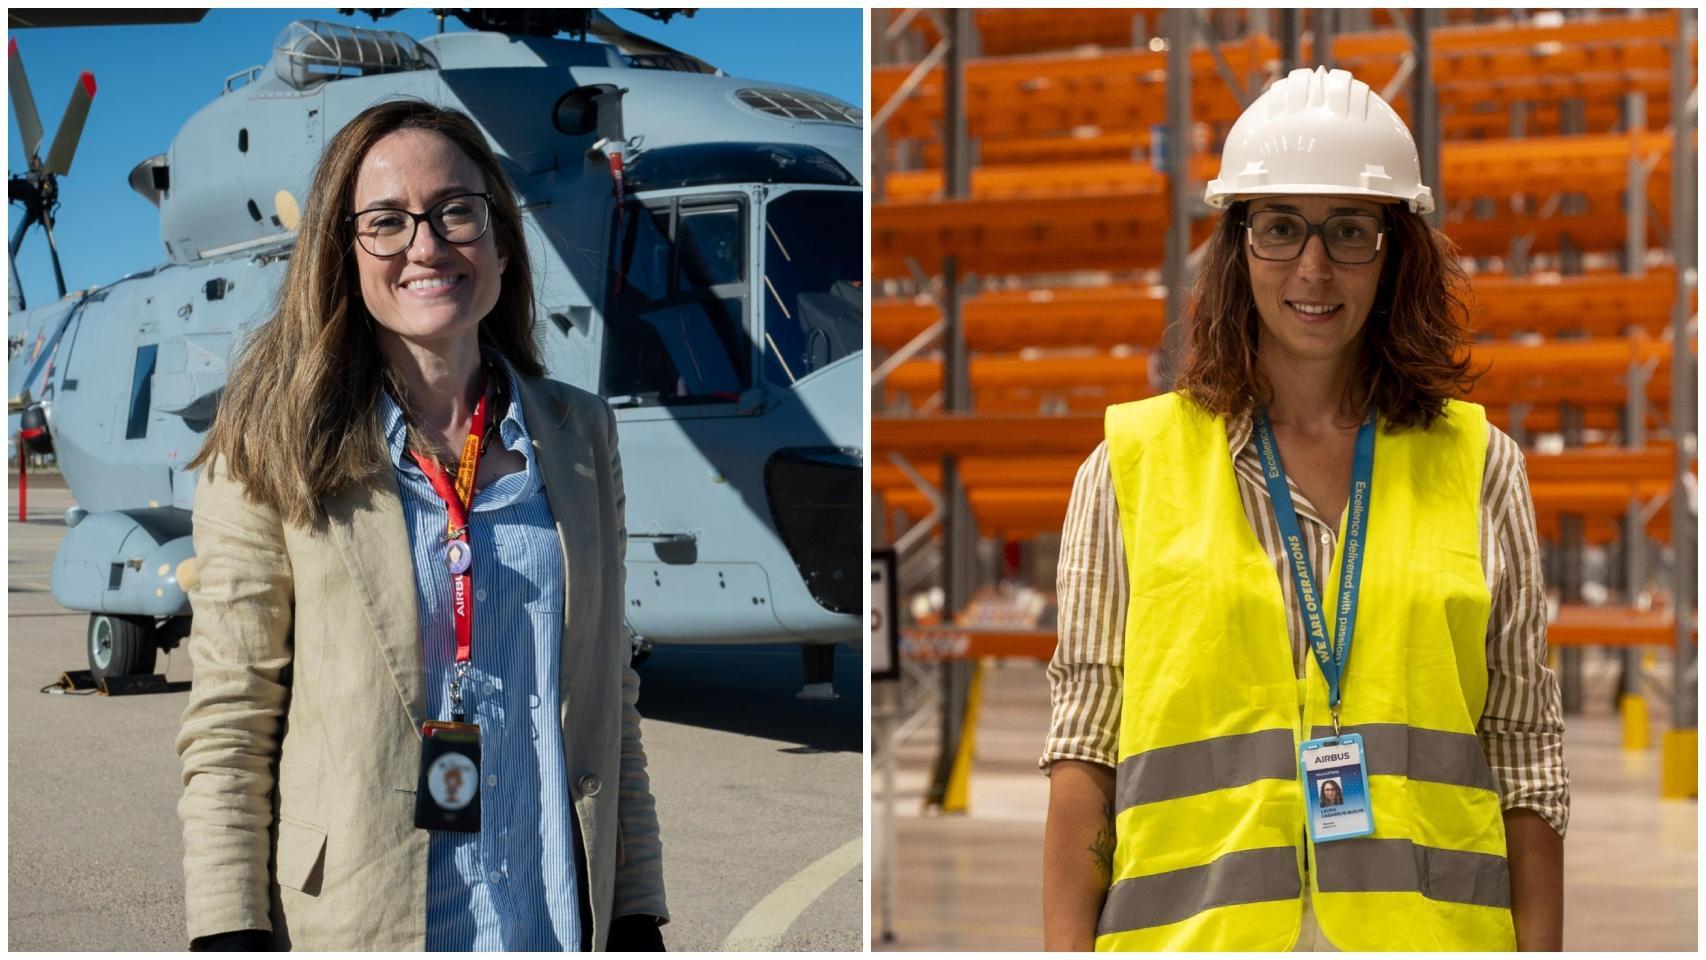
left=87, top=613, right=158, bottom=683
left=797, top=643, right=838, bottom=701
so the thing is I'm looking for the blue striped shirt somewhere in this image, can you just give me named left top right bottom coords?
left=379, top=357, right=583, bottom=952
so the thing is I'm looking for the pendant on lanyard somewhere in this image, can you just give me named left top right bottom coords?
left=1254, top=407, right=1378, bottom=843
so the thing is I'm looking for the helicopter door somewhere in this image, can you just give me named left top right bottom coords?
left=50, top=306, right=113, bottom=448
left=600, top=193, right=755, bottom=420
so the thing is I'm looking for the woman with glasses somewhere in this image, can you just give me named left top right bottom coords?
left=1041, top=68, right=1566, bottom=952
left=177, top=100, right=666, bottom=951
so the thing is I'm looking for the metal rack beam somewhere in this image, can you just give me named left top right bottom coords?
left=1668, top=8, right=1698, bottom=730
left=873, top=270, right=1691, bottom=350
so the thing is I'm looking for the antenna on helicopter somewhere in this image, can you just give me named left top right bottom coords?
left=8, top=39, right=96, bottom=311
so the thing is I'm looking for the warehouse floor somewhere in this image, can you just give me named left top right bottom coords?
left=872, top=655, right=1697, bottom=952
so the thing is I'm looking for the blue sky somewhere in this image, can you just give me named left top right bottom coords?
left=6, top=7, right=862, bottom=306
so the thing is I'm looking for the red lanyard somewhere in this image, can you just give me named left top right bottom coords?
left=410, top=374, right=490, bottom=718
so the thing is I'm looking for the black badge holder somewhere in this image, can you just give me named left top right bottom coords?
left=415, top=720, right=482, bottom=833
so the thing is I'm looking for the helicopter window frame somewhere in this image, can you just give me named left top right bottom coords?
left=758, top=186, right=862, bottom=388
left=124, top=343, right=159, bottom=441
left=601, top=192, right=755, bottom=408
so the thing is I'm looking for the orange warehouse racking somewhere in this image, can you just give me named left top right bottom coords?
left=870, top=7, right=1697, bottom=841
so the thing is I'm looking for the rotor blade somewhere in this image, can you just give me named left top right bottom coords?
left=8, top=247, right=24, bottom=313
left=43, top=72, right=96, bottom=176
left=39, top=209, right=67, bottom=299
left=9, top=203, right=37, bottom=259
left=8, top=203, right=39, bottom=312
left=8, top=9, right=208, bottom=28
left=8, top=38, right=46, bottom=161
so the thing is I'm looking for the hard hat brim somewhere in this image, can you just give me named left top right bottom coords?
left=1205, top=181, right=1434, bottom=216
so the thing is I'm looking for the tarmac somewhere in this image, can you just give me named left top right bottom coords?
left=8, top=479, right=862, bottom=951
left=874, top=656, right=1697, bottom=952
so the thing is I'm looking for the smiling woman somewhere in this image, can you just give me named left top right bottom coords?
left=1175, top=178, right=1477, bottom=434
left=351, top=134, right=506, bottom=353
left=1041, top=67, right=1567, bottom=953
left=177, top=100, right=668, bottom=951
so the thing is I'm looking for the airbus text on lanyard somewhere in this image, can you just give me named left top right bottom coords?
left=1254, top=406, right=1378, bottom=843
left=410, top=373, right=491, bottom=834
left=409, top=376, right=491, bottom=722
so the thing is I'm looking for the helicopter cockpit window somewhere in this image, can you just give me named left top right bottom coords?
left=677, top=207, right=742, bottom=289
left=603, top=198, right=750, bottom=405
left=761, top=190, right=861, bottom=386
left=125, top=344, right=158, bottom=440
left=624, top=143, right=857, bottom=193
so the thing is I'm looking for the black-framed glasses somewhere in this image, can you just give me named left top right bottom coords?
left=348, top=192, right=493, bottom=257
left=1243, top=210, right=1387, bottom=265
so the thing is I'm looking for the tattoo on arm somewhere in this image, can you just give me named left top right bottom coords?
left=1089, top=800, right=1116, bottom=887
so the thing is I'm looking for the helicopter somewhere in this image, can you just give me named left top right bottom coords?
left=7, top=9, right=864, bottom=695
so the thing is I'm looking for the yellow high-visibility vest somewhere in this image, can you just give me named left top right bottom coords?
left=1096, top=393, right=1515, bottom=952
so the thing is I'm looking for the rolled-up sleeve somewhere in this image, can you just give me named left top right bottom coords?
left=1478, top=430, right=1571, bottom=836
left=175, top=458, right=296, bottom=938
left=1042, top=441, right=1126, bottom=773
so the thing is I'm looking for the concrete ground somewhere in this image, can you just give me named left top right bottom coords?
left=874, top=657, right=1697, bottom=952
left=9, top=480, right=861, bottom=951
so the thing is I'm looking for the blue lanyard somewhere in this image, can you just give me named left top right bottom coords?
left=1253, top=407, right=1376, bottom=729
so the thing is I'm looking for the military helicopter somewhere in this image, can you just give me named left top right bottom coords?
left=7, top=9, right=863, bottom=694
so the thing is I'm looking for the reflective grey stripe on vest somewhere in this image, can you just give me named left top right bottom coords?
left=1315, top=838, right=1512, bottom=909
left=1097, top=846, right=1301, bottom=937
left=1113, top=728, right=1296, bottom=812
left=1113, top=724, right=1494, bottom=814
left=1307, top=723, right=1498, bottom=793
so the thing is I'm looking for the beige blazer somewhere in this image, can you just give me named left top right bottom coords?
left=176, top=374, right=666, bottom=950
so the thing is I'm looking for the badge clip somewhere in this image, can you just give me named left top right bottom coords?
left=449, top=660, right=472, bottom=724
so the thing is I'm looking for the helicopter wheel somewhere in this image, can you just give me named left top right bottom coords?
left=88, top=614, right=158, bottom=683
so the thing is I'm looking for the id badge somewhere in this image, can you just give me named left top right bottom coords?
left=1299, top=732, right=1374, bottom=843
left=415, top=720, right=481, bottom=833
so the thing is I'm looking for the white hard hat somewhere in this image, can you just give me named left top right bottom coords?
left=1205, top=66, right=1434, bottom=214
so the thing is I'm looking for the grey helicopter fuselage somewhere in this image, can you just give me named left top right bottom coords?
left=10, top=22, right=862, bottom=657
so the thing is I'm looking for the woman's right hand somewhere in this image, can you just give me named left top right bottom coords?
left=1042, top=759, right=1117, bottom=951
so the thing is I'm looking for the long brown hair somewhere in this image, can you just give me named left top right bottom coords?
left=1172, top=200, right=1479, bottom=431
left=190, top=100, right=543, bottom=527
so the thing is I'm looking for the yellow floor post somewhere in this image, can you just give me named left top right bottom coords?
left=1621, top=693, right=1651, bottom=750
left=940, top=660, right=985, bottom=814
left=1660, top=728, right=1697, bottom=799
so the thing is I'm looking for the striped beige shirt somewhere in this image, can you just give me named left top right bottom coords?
left=1043, top=410, right=1570, bottom=835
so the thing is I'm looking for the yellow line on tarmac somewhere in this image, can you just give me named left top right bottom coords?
left=721, top=836, right=861, bottom=951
